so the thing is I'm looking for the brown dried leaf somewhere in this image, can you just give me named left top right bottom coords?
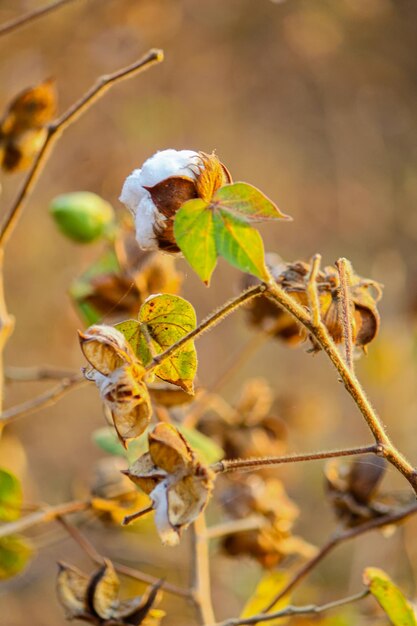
left=167, top=472, right=214, bottom=528
left=56, top=562, right=90, bottom=620
left=79, top=325, right=134, bottom=375
left=195, top=151, right=232, bottom=203
left=148, top=423, right=193, bottom=473
left=123, top=452, right=167, bottom=495
left=88, top=558, right=120, bottom=620
left=102, top=365, right=152, bottom=446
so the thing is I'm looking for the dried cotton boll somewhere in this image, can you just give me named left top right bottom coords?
left=119, top=149, right=231, bottom=253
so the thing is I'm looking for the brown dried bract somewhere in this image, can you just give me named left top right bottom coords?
left=221, top=476, right=316, bottom=568
left=124, top=423, right=214, bottom=545
left=243, top=256, right=382, bottom=352
left=325, top=455, right=395, bottom=528
left=198, top=378, right=288, bottom=462
left=56, top=560, right=164, bottom=625
left=0, top=79, right=57, bottom=172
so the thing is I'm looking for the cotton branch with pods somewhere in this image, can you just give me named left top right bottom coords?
left=0, top=5, right=416, bottom=626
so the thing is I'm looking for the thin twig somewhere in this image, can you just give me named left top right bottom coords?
left=306, top=253, right=322, bottom=327
left=190, top=515, right=216, bottom=624
left=5, top=365, right=78, bottom=382
left=0, top=373, right=86, bottom=424
left=122, top=505, right=153, bottom=526
left=0, top=48, right=164, bottom=247
left=145, top=285, right=266, bottom=375
left=264, top=278, right=417, bottom=493
left=57, top=517, right=190, bottom=598
left=212, top=444, right=378, bottom=474
left=212, top=589, right=369, bottom=626
left=336, top=258, right=354, bottom=371
left=262, top=502, right=417, bottom=612
left=0, top=0, right=81, bottom=37
left=0, top=500, right=89, bottom=539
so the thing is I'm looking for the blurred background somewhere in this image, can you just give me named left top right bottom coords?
left=0, top=0, right=417, bottom=624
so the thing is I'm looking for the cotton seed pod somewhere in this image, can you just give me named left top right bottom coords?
left=0, top=79, right=57, bottom=173
left=124, top=424, right=215, bottom=546
left=49, top=192, right=114, bottom=243
left=101, top=365, right=152, bottom=446
left=119, top=149, right=231, bottom=253
left=324, top=456, right=394, bottom=528
left=243, top=256, right=382, bottom=351
left=79, top=325, right=134, bottom=375
left=56, top=560, right=164, bottom=625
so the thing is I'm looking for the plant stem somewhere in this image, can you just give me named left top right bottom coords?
left=0, top=373, right=86, bottom=424
left=0, top=251, right=14, bottom=417
left=190, top=514, right=216, bottom=625
left=212, top=590, right=369, bottom=626
left=212, top=444, right=378, bottom=474
left=5, top=365, right=78, bottom=381
left=262, top=502, right=417, bottom=612
left=264, top=279, right=417, bottom=492
left=0, top=0, right=82, bottom=37
left=145, top=285, right=266, bottom=374
left=57, top=517, right=190, bottom=598
left=336, top=258, right=354, bottom=371
left=0, top=499, right=89, bottom=539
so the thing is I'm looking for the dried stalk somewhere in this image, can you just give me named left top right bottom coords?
left=0, top=374, right=86, bottom=424
left=263, top=502, right=417, bottom=612
left=190, top=515, right=216, bottom=624
left=212, top=590, right=369, bottom=626
left=0, top=0, right=82, bottom=38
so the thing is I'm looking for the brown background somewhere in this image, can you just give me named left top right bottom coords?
left=0, top=0, right=417, bottom=624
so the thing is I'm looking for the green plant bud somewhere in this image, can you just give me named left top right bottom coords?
left=49, top=191, right=114, bottom=243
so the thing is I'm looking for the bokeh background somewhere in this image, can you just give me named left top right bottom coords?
left=0, top=0, right=417, bottom=624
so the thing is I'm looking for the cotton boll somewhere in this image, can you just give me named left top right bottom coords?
left=139, top=149, right=200, bottom=189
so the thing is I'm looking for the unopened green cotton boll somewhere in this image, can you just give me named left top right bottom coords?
left=49, top=191, right=114, bottom=243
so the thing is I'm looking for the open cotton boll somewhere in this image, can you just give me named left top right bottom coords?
left=120, top=149, right=201, bottom=253
left=120, top=149, right=231, bottom=254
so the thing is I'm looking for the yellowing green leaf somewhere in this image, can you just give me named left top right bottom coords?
left=0, top=468, right=22, bottom=522
left=174, top=198, right=217, bottom=285
left=213, top=182, right=289, bottom=222
left=214, top=210, right=269, bottom=280
left=240, top=571, right=290, bottom=625
left=177, top=426, right=224, bottom=464
left=139, top=294, right=197, bottom=392
left=363, top=567, right=417, bottom=626
left=0, top=535, right=33, bottom=580
left=116, top=295, right=197, bottom=393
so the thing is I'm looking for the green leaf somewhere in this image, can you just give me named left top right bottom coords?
left=0, top=535, right=33, bottom=580
left=240, top=571, right=290, bottom=624
left=0, top=469, right=22, bottom=522
left=214, top=210, right=269, bottom=280
left=363, top=567, right=417, bottom=626
left=93, top=427, right=149, bottom=463
left=117, top=295, right=198, bottom=393
left=213, top=182, right=289, bottom=222
left=49, top=191, right=115, bottom=243
left=177, top=426, right=224, bottom=464
left=174, top=199, right=217, bottom=285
